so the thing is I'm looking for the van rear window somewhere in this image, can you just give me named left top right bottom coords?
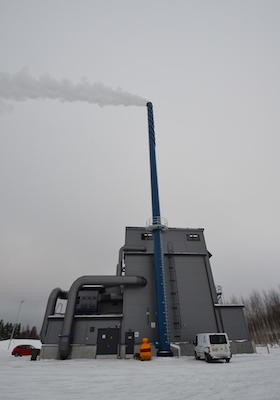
left=210, top=335, right=227, bottom=344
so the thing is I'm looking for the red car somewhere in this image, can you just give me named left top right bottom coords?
left=11, top=345, right=40, bottom=357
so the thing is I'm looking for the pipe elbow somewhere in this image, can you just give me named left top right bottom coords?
left=138, top=276, right=147, bottom=287
left=40, top=287, right=64, bottom=343
left=58, top=274, right=147, bottom=359
left=59, top=336, right=72, bottom=360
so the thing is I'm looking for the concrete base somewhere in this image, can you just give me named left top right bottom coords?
left=40, top=345, right=97, bottom=359
left=173, top=340, right=256, bottom=357
left=40, top=340, right=256, bottom=359
left=96, top=354, right=119, bottom=359
left=174, top=342, right=194, bottom=356
left=71, top=345, right=97, bottom=359
left=40, top=345, right=59, bottom=359
left=230, top=340, right=256, bottom=354
left=119, top=345, right=134, bottom=359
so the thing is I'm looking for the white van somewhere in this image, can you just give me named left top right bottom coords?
left=194, top=333, right=232, bottom=363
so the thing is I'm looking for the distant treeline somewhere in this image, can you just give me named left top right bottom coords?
left=0, top=320, right=39, bottom=340
left=228, top=287, right=280, bottom=345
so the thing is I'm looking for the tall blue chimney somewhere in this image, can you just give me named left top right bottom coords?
left=146, top=102, right=173, bottom=356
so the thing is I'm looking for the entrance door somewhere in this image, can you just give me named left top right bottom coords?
left=125, top=332, right=134, bottom=354
left=96, top=328, right=120, bottom=355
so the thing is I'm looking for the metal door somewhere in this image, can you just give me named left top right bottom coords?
left=125, top=332, right=135, bottom=354
left=96, top=328, right=120, bottom=355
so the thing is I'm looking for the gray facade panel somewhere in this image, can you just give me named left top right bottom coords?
left=45, top=319, right=63, bottom=344
left=122, top=253, right=157, bottom=344
left=123, top=228, right=220, bottom=344
left=72, top=319, right=97, bottom=345
left=216, top=306, right=251, bottom=340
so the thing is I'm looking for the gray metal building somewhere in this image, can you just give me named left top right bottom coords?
left=40, top=226, right=254, bottom=359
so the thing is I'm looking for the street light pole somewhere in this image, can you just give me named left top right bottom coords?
left=8, top=300, right=24, bottom=350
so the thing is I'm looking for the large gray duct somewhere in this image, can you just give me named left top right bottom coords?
left=40, top=288, right=68, bottom=343
left=59, top=275, right=147, bottom=359
left=116, top=246, right=146, bottom=275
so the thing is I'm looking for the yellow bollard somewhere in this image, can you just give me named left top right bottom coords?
left=140, top=338, right=152, bottom=361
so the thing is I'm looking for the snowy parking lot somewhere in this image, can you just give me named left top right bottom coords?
left=0, top=340, right=279, bottom=400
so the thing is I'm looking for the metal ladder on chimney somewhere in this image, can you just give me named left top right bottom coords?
left=167, top=242, right=182, bottom=340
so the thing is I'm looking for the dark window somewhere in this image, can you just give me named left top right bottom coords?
left=90, top=327, right=95, bottom=333
left=210, top=334, right=227, bottom=344
left=142, top=233, right=153, bottom=240
left=187, top=234, right=200, bottom=241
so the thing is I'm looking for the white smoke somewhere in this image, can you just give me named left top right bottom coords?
left=0, top=67, right=147, bottom=114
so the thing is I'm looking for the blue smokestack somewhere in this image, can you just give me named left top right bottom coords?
left=146, top=102, right=173, bottom=356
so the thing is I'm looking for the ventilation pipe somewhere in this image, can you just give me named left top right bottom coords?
left=59, top=275, right=146, bottom=359
left=116, top=245, right=146, bottom=275
left=170, top=343, right=181, bottom=357
left=40, top=288, right=68, bottom=343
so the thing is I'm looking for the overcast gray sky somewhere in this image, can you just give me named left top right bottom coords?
left=1, top=0, right=279, bottom=330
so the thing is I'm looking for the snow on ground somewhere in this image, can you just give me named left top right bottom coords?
left=0, top=340, right=279, bottom=400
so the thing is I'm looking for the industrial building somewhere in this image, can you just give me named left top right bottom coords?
left=40, top=103, right=255, bottom=359
left=40, top=225, right=254, bottom=359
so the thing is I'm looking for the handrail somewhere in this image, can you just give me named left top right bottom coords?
left=146, top=216, right=168, bottom=231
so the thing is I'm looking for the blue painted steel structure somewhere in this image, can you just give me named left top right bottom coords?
left=146, top=102, right=173, bottom=356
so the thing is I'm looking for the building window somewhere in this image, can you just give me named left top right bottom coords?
left=187, top=234, right=200, bottom=241
left=142, top=233, right=153, bottom=240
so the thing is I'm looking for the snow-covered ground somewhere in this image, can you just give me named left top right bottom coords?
left=0, top=339, right=279, bottom=400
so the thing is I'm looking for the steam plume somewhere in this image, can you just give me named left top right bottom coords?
left=0, top=68, right=147, bottom=113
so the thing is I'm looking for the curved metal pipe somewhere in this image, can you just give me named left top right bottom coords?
left=116, top=246, right=146, bottom=275
left=170, top=343, right=181, bottom=357
left=40, top=288, right=68, bottom=343
left=59, top=275, right=147, bottom=359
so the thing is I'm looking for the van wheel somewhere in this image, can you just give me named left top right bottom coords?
left=205, top=353, right=212, bottom=363
left=194, top=351, right=200, bottom=360
left=226, top=358, right=230, bottom=363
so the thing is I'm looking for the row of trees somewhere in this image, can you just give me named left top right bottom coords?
left=228, top=287, right=280, bottom=345
left=0, top=320, right=39, bottom=340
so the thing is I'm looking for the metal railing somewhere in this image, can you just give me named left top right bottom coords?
left=146, top=216, right=168, bottom=231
